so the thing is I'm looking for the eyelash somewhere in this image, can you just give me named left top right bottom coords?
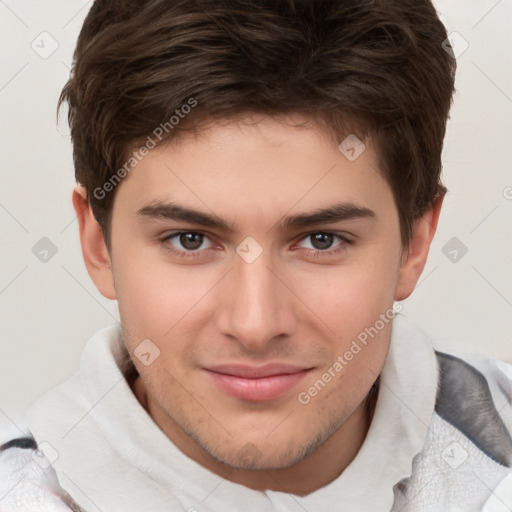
left=159, top=230, right=353, bottom=259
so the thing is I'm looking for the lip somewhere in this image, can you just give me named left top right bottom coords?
left=204, top=364, right=313, bottom=402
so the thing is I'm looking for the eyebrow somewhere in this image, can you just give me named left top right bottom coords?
left=136, top=201, right=376, bottom=232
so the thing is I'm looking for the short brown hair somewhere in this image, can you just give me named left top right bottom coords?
left=59, top=0, right=456, bottom=247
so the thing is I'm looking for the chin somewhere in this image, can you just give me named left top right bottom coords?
left=198, top=432, right=323, bottom=471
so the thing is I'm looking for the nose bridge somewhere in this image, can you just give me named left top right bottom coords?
left=217, top=248, right=295, bottom=348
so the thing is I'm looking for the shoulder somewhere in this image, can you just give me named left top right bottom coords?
left=393, top=351, right=512, bottom=511
left=0, top=436, right=84, bottom=511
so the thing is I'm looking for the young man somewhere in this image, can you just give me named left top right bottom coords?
left=1, top=0, right=512, bottom=511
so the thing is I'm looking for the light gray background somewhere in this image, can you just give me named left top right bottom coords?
left=1, top=0, right=511, bottom=442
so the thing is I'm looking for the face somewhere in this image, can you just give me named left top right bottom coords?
left=106, top=115, right=404, bottom=472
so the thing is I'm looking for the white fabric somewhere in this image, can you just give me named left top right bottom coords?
left=393, top=413, right=510, bottom=511
left=482, top=472, right=512, bottom=512
left=0, top=447, right=78, bottom=511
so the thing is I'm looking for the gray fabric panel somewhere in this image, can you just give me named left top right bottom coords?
left=435, top=351, right=512, bottom=467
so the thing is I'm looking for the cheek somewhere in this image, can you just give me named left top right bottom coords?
left=292, top=247, right=400, bottom=335
left=114, top=261, right=203, bottom=384
left=113, top=250, right=213, bottom=333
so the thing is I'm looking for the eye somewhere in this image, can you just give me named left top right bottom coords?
left=162, top=231, right=215, bottom=253
left=296, top=232, right=351, bottom=253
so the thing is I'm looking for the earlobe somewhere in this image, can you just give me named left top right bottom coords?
left=395, top=194, right=444, bottom=301
left=72, top=186, right=117, bottom=300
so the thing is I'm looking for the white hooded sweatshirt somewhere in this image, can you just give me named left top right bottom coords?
left=2, top=314, right=512, bottom=512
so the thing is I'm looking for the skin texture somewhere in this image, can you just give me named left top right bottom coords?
left=73, top=114, right=442, bottom=495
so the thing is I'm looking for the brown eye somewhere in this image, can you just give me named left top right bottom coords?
left=163, top=231, right=214, bottom=254
left=296, top=232, right=351, bottom=254
left=179, top=232, right=204, bottom=250
left=309, top=233, right=334, bottom=250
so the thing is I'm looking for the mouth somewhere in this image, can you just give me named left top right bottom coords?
left=203, top=364, right=314, bottom=402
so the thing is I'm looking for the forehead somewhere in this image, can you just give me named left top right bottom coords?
left=114, top=115, right=394, bottom=227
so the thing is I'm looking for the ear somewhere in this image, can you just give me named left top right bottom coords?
left=72, top=186, right=117, bottom=300
left=395, top=194, right=444, bottom=301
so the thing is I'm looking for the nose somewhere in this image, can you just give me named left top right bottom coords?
left=215, top=247, right=297, bottom=352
